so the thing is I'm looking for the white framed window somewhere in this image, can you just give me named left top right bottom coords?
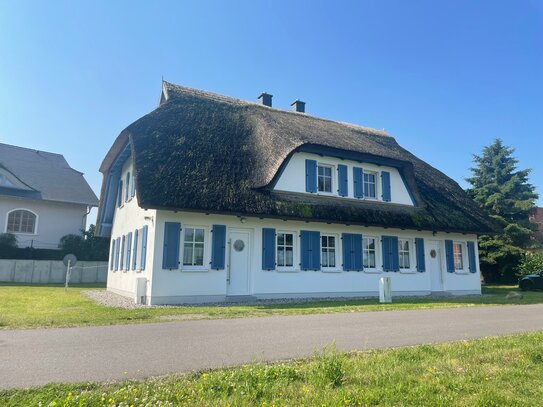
left=363, top=236, right=377, bottom=269
left=321, top=235, right=337, bottom=268
left=399, top=239, right=411, bottom=269
left=364, top=171, right=377, bottom=199
left=117, top=180, right=123, bottom=208
left=6, top=209, right=37, bottom=234
left=125, top=172, right=130, bottom=202
left=277, top=232, right=295, bottom=269
left=453, top=242, right=464, bottom=270
left=317, top=165, right=333, bottom=193
left=183, top=227, right=206, bottom=267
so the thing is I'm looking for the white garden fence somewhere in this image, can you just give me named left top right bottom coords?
left=0, top=260, right=108, bottom=284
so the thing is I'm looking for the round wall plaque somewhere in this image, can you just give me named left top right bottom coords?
left=430, top=249, right=437, bottom=258
left=233, top=240, right=245, bottom=252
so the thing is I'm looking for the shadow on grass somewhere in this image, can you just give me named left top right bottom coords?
left=227, top=285, right=541, bottom=312
left=0, top=282, right=106, bottom=288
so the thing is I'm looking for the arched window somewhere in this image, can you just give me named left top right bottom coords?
left=7, top=209, right=37, bottom=234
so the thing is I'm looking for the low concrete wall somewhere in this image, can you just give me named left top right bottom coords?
left=0, top=260, right=108, bottom=284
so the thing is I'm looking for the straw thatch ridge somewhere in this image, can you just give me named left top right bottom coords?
left=99, top=82, right=496, bottom=234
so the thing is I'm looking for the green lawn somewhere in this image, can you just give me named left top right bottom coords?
left=1, top=283, right=542, bottom=330
left=2, top=332, right=543, bottom=406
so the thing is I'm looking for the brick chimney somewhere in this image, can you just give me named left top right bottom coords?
left=258, top=92, right=273, bottom=107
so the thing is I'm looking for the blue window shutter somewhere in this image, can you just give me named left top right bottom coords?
left=381, top=171, right=391, bottom=202
left=162, top=222, right=181, bottom=269
left=262, top=228, right=276, bottom=270
left=382, top=236, right=390, bottom=271
left=300, top=230, right=319, bottom=270
left=382, top=236, right=399, bottom=272
left=337, top=164, right=348, bottom=196
left=415, top=238, right=425, bottom=272
left=467, top=241, right=477, bottom=273
left=352, top=233, right=363, bottom=271
left=342, top=233, right=352, bottom=271
left=120, top=235, right=125, bottom=270
left=141, top=225, right=148, bottom=270
left=131, top=174, right=135, bottom=197
left=110, top=240, right=115, bottom=271
left=132, top=229, right=138, bottom=270
left=305, top=159, right=317, bottom=193
left=126, top=232, right=132, bottom=271
left=353, top=167, right=364, bottom=198
left=312, top=231, right=321, bottom=271
left=300, top=231, right=311, bottom=270
left=115, top=237, right=120, bottom=271
left=444, top=240, right=455, bottom=273
left=211, top=225, right=227, bottom=270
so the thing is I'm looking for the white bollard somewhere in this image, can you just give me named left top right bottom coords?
left=379, top=277, right=392, bottom=303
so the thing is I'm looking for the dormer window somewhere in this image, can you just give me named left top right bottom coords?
left=364, top=171, right=377, bottom=199
left=317, top=165, right=333, bottom=193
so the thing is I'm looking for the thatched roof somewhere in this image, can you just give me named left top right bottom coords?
left=98, top=82, right=496, bottom=234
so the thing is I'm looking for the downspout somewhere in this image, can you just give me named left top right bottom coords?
left=83, top=205, right=92, bottom=231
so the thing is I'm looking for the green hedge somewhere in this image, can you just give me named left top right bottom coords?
left=0, top=247, right=65, bottom=260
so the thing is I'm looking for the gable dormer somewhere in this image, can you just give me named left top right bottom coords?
left=272, top=147, right=418, bottom=207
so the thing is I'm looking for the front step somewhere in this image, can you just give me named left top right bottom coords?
left=225, top=295, right=258, bottom=303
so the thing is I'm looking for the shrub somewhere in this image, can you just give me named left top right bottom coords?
left=59, top=225, right=110, bottom=261
left=517, top=253, right=543, bottom=277
left=0, top=233, right=17, bottom=248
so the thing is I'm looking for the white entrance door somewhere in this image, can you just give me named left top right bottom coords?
left=427, top=241, right=444, bottom=292
left=227, top=229, right=251, bottom=295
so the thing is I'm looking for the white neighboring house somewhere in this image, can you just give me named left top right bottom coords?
left=0, top=143, right=99, bottom=249
left=96, top=82, right=496, bottom=305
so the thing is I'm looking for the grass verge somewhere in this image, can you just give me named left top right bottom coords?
left=2, top=332, right=543, bottom=406
left=0, top=283, right=541, bottom=330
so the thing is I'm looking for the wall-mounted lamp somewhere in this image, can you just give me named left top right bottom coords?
left=239, top=217, right=247, bottom=224
left=144, top=215, right=154, bottom=225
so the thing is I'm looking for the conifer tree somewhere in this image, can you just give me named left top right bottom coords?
left=466, top=139, right=538, bottom=283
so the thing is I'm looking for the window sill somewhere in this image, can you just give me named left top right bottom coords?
left=364, top=269, right=382, bottom=274
left=276, top=268, right=299, bottom=273
left=8, top=231, right=38, bottom=236
left=180, top=267, right=209, bottom=273
left=454, top=270, right=470, bottom=275
left=399, top=269, right=417, bottom=274
left=322, top=268, right=342, bottom=273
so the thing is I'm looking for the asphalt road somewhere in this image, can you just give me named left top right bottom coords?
left=2, top=304, right=543, bottom=389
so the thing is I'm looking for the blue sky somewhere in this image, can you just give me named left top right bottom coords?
left=0, top=0, right=541, bottom=226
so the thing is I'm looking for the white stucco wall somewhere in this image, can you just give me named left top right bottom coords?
left=0, top=195, right=88, bottom=249
left=274, top=152, right=414, bottom=206
left=107, top=159, right=156, bottom=302
left=146, top=211, right=481, bottom=304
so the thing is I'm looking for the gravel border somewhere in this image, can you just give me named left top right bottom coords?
left=83, top=290, right=146, bottom=309
left=81, top=289, right=479, bottom=310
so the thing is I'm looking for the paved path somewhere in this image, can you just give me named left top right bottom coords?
left=2, top=304, right=543, bottom=389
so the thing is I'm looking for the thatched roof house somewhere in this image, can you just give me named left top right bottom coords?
left=99, top=82, right=493, bottom=305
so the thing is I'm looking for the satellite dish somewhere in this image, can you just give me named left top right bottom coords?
left=63, top=254, right=77, bottom=267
